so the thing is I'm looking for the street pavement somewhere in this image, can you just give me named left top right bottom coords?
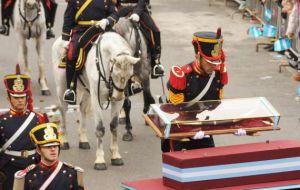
left=0, top=0, right=300, bottom=189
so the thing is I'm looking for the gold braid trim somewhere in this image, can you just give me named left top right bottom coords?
left=169, top=90, right=184, bottom=105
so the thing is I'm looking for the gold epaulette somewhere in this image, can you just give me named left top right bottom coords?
left=168, top=90, right=184, bottom=105
left=75, top=166, right=84, bottom=187
left=13, top=164, right=36, bottom=190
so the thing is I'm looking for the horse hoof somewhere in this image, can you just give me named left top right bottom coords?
left=122, top=131, right=133, bottom=141
left=60, top=142, right=70, bottom=150
left=94, top=163, right=107, bottom=170
left=41, top=90, right=51, bottom=96
left=79, top=142, right=90, bottom=149
left=111, top=158, right=124, bottom=166
left=119, top=118, right=126, bottom=125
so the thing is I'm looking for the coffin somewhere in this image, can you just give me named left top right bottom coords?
left=144, top=97, right=280, bottom=139
left=162, top=140, right=300, bottom=190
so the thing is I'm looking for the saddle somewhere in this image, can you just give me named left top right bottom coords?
left=59, top=26, right=104, bottom=72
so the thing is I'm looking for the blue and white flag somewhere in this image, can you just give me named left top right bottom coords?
left=274, top=38, right=291, bottom=51
left=265, top=8, right=272, bottom=22
left=263, top=24, right=277, bottom=37
left=249, top=26, right=262, bottom=39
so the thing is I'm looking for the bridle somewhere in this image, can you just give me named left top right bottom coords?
left=18, top=0, right=41, bottom=39
left=95, top=35, right=130, bottom=110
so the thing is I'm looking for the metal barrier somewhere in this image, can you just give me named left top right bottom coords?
left=226, top=0, right=299, bottom=55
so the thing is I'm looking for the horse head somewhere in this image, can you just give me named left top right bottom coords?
left=110, top=54, right=140, bottom=101
left=24, top=0, right=40, bottom=10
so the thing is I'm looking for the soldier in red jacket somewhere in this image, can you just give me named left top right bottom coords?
left=0, top=65, right=47, bottom=190
left=162, top=28, right=228, bottom=152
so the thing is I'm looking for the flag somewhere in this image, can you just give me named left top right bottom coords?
left=274, top=38, right=291, bottom=51
left=249, top=26, right=262, bottom=39
left=263, top=24, right=277, bottom=37
left=265, top=8, right=272, bottom=22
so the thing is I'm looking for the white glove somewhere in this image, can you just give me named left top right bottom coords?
left=129, top=13, right=140, bottom=22
left=96, top=19, right=109, bottom=30
left=61, top=40, right=69, bottom=49
left=192, top=130, right=205, bottom=140
left=234, top=128, right=247, bottom=136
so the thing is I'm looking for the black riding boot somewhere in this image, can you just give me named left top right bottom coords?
left=63, top=61, right=77, bottom=104
left=151, top=48, right=164, bottom=78
left=43, top=0, right=57, bottom=39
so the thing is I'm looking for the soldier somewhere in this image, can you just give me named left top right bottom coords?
left=62, top=0, right=119, bottom=104
left=161, top=28, right=231, bottom=152
left=0, top=0, right=57, bottom=39
left=114, top=0, right=164, bottom=78
left=0, top=64, right=47, bottom=190
left=13, top=123, right=85, bottom=190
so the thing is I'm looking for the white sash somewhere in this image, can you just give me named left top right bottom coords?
left=39, top=161, right=63, bottom=190
left=0, top=112, right=35, bottom=152
left=186, top=71, right=216, bottom=107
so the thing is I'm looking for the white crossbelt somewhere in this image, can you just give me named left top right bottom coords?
left=0, top=112, right=35, bottom=153
left=39, top=161, right=63, bottom=190
left=4, top=149, right=36, bottom=157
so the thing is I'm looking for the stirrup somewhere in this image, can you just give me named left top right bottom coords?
left=63, top=89, right=76, bottom=104
left=152, top=64, right=165, bottom=77
left=0, top=25, right=9, bottom=36
left=46, top=28, right=55, bottom=39
left=129, top=80, right=143, bottom=96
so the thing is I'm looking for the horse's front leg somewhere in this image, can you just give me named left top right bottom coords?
left=110, top=101, right=124, bottom=166
left=58, top=102, right=70, bottom=150
left=78, top=91, right=91, bottom=149
left=122, top=97, right=133, bottom=141
left=94, top=116, right=106, bottom=170
left=36, top=37, right=51, bottom=95
left=16, top=34, right=29, bottom=74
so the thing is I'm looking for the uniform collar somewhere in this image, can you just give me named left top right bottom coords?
left=40, top=160, right=59, bottom=172
left=9, top=108, right=28, bottom=116
left=192, top=60, right=206, bottom=76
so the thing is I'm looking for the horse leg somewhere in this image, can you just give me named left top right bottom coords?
left=122, top=97, right=133, bottom=141
left=36, top=37, right=51, bottom=96
left=110, top=101, right=124, bottom=166
left=57, top=102, right=70, bottom=150
left=94, top=119, right=106, bottom=170
left=17, top=35, right=29, bottom=74
left=78, top=93, right=91, bottom=149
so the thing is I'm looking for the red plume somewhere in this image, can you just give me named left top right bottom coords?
left=16, top=64, right=21, bottom=75
left=216, top=27, right=221, bottom=39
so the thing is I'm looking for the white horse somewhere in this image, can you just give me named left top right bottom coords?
left=13, top=0, right=50, bottom=95
left=52, top=32, right=139, bottom=170
left=114, top=18, right=156, bottom=141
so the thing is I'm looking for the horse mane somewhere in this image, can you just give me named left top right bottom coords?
left=101, top=32, right=132, bottom=57
left=113, top=18, right=131, bottom=37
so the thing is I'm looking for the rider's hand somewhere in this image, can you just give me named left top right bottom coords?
left=234, top=128, right=247, bottom=136
left=192, top=130, right=205, bottom=140
left=129, top=13, right=140, bottom=22
left=96, top=19, right=109, bottom=30
left=61, top=40, right=69, bottom=49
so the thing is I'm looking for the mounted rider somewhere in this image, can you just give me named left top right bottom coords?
left=12, top=123, right=85, bottom=190
left=0, top=64, right=47, bottom=190
left=62, top=0, right=119, bottom=104
left=114, top=0, right=164, bottom=78
left=0, top=0, right=57, bottom=39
